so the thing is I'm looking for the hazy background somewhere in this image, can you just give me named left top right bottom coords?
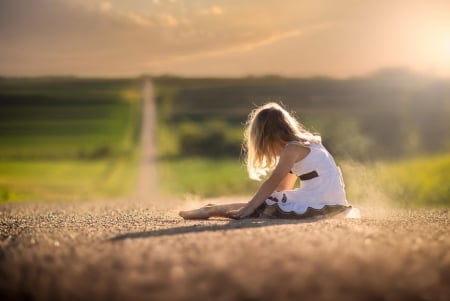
left=0, top=0, right=449, bottom=207
left=1, top=0, right=450, bottom=78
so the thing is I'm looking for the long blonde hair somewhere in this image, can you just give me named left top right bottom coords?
left=242, top=102, right=321, bottom=180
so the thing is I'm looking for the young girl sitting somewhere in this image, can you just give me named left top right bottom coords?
left=179, top=102, right=352, bottom=220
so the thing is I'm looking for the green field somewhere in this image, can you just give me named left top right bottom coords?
left=0, top=77, right=141, bottom=202
left=1, top=73, right=449, bottom=206
left=158, top=158, right=259, bottom=198
left=0, top=158, right=137, bottom=201
left=375, top=154, right=450, bottom=207
left=156, top=155, right=450, bottom=207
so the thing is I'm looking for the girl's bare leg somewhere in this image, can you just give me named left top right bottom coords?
left=179, top=203, right=247, bottom=219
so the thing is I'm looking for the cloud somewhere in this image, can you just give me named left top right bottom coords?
left=229, top=30, right=302, bottom=52
left=126, top=12, right=153, bottom=27
left=0, top=0, right=306, bottom=73
left=145, top=24, right=334, bottom=69
left=99, top=1, right=112, bottom=12
left=8, top=0, right=436, bottom=77
left=152, top=0, right=176, bottom=4
left=162, top=29, right=302, bottom=62
left=158, top=13, right=178, bottom=27
left=200, top=6, right=224, bottom=16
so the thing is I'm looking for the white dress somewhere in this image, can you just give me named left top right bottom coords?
left=265, top=141, right=349, bottom=215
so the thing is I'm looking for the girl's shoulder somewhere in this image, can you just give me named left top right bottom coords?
left=286, top=140, right=314, bottom=147
left=285, top=140, right=313, bottom=162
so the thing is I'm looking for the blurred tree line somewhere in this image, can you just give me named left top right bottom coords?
left=153, top=69, right=450, bottom=161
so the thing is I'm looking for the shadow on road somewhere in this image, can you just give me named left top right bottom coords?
left=108, top=218, right=316, bottom=242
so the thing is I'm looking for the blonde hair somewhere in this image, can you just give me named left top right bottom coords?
left=242, top=102, right=321, bottom=180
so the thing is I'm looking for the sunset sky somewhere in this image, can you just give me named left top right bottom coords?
left=1, top=0, right=450, bottom=78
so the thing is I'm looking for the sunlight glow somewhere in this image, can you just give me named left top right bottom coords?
left=443, top=37, right=450, bottom=56
left=410, top=18, right=450, bottom=76
left=429, top=34, right=450, bottom=74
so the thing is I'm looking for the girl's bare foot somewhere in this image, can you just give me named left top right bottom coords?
left=179, top=204, right=215, bottom=220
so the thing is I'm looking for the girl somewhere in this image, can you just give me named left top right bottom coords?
left=179, top=102, right=351, bottom=220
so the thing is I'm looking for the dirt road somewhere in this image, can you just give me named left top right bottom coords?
left=0, top=199, right=449, bottom=301
left=134, top=77, right=158, bottom=201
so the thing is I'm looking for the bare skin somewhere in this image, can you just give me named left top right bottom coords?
left=179, top=143, right=310, bottom=220
left=179, top=203, right=247, bottom=219
left=276, top=172, right=298, bottom=191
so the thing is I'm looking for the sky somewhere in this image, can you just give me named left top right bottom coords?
left=1, top=0, right=450, bottom=78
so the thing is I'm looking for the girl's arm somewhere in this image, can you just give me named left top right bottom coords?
left=230, top=144, right=309, bottom=219
left=275, top=173, right=298, bottom=191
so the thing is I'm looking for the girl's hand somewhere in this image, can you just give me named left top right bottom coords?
left=227, top=205, right=255, bottom=219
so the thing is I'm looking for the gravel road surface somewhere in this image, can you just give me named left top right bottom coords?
left=1, top=198, right=449, bottom=301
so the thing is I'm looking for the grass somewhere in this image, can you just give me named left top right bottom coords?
left=375, top=154, right=450, bottom=207
left=0, top=156, right=138, bottom=202
left=0, top=78, right=142, bottom=202
left=157, top=155, right=450, bottom=207
left=0, top=78, right=141, bottom=159
left=157, top=158, right=259, bottom=198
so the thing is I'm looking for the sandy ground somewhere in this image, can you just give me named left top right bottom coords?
left=0, top=198, right=449, bottom=301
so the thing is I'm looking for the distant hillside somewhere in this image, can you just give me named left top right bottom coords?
left=0, top=77, right=141, bottom=159
left=153, top=69, right=450, bottom=159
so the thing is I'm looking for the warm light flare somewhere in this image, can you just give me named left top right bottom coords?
left=443, top=37, right=450, bottom=57
left=406, top=15, right=450, bottom=77
left=424, top=34, right=450, bottom=75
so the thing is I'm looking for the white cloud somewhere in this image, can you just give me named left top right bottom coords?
left=201, top=6, right=224, bottom=16
left=126, top=12, right=152, bottom=27
left=0, top=0, right=336, bottom=76
left=158, top=13, right=178, bottom=27
left=146, top=29, right=303, bottom=67
left=85, top=1, right=154, bottom=28
left=99, top=1, right=112, bottom=12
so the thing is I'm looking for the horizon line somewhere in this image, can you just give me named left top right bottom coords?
left=0, top=67, right=449, bottom=81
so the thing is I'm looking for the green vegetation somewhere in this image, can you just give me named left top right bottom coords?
left=156, top=155, right=450, bottom=207
left=376, top=154, right=450, bottom=207
left=158, top=158, right=259, bottom=198
left=154, top=71, right=450, bottom=160
left=154, top=72, right=450, bottom=207
left=0, top=157, right=138, bottom=201
left=2, top=71, right=449, bottom=207
left=0, top=77, right=141, bottom=202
